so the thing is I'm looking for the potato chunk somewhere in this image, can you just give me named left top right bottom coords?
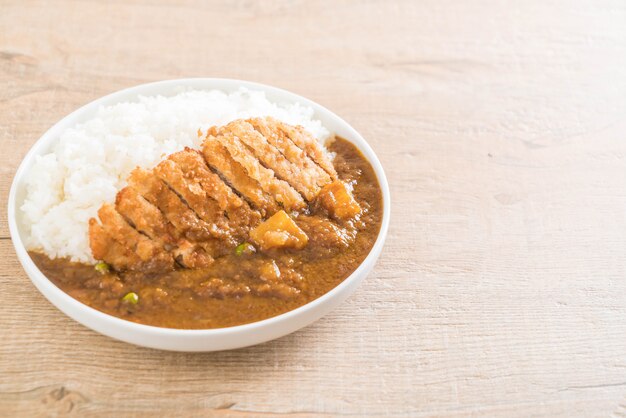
left=251, top=210, right=308, bottom=250
left=317, top=180, right=361, bottom=221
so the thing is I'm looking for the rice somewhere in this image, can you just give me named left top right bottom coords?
left=21, top=88, right=330, bottom=263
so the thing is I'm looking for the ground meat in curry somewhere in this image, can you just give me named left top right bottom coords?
left=30, top=136, right=383, bottom=329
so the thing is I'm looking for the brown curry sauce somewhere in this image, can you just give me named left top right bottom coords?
left=29, top=137, right=383, bottom=329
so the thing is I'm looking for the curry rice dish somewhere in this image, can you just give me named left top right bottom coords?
left=30, top=117, right=383, bottom=329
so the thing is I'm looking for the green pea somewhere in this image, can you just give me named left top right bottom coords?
left=95, top=262, right=110, bottom=274
left=122, top=292, right=139, bottom=304
left=235, top=242, right=255, bottom=256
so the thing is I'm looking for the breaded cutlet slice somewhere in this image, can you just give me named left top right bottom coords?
left=91, top=204, right=174, bottom=271
left=127, top=168, right=217, bottom=268
left=128, top=168, right=218, bottom=243
left=212, top=131, right=306, bottom=212
left=251, top=116, right=337, bottom=179
left=247, top=117, right=333, bottom=189
left=168, top=149, right=262, bottom=237
left=116, top=186, right=177, bottom=247
left=89, top=218, right=143, bottom=271
left=202, top=139, right=279, bottom=215
left=154, top=156, right=232, bottom=242
left=218, top=120, right=329, bottom=201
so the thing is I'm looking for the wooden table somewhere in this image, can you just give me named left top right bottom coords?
left=1, top=1, right=626, bottom=416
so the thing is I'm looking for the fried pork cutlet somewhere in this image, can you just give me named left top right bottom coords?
left=89, top=117, right=360, bottom=272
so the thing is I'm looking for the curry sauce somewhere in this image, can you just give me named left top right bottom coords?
left=30, top=137, right=383, bottom=329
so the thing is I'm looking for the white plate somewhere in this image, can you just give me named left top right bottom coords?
left=8, top=78, right=390, bottom=352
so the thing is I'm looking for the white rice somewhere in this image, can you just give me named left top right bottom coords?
left=21, top=88, right=330, bottom=263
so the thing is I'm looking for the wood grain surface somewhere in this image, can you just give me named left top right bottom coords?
left=2, top=1, right=626, bottom=417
